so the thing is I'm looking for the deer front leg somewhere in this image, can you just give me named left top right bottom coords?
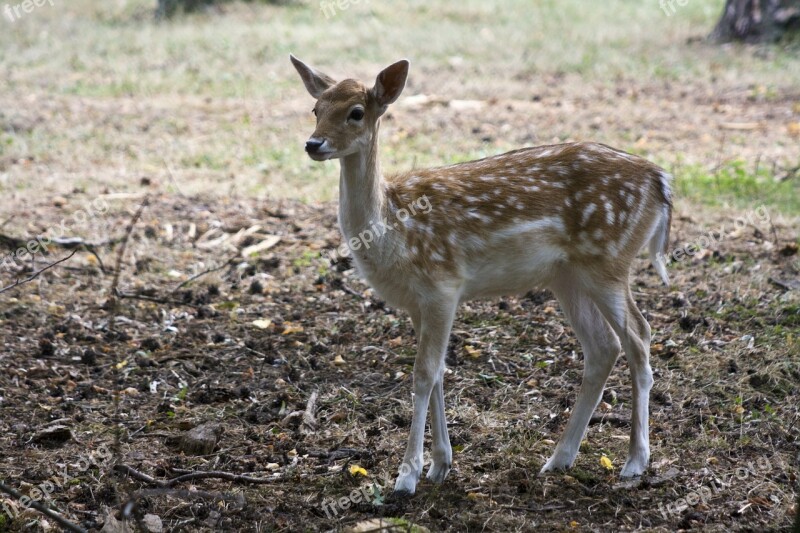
left=394, top=297, right=457, bottom=495
left=426, top=378, right=452, bottom=483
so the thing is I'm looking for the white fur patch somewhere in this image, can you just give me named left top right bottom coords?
left=581, top=203, right=597, bottom=225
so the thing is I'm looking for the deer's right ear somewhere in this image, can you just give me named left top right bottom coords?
left=290, top=54, right=336, bottom=99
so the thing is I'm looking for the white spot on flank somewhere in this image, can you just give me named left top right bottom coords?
left=466, top=210, right=491, bottom=222
left=577, top=239, right=602, bottom=255
left=581, top=203, right=597, bottom=225
left=615, top=192, right=647, bottom=252
left=604, top=201, right=614, bottom=224
left=593, top=228, right=604, bottom=240
left=495, top=217, right=566, bottom=238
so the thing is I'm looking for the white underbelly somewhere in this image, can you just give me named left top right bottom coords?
left=460, top=237, right=566, bottom=301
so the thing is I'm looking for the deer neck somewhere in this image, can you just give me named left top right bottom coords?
left=338, top=122, right=385, bottom=240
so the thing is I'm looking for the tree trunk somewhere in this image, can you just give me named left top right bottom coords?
left=710, top=0, right=800, bottom=42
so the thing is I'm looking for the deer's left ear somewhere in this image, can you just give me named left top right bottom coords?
left=370, top=59, right=409, bottom=112
left=290, top=54, right=336, bottom=99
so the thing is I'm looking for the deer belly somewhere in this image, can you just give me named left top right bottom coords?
left=460, top=239, right=566, bottom=300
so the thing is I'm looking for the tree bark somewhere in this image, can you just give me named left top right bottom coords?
left=710, top=0, right=800, bottom=42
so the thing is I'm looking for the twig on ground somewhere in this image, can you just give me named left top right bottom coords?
left=130, top=487, right=246, bottom=506
left=171, top=253, right=239, bottom=293
left=331, top=277, right=364, bottom=299
left=302, top=390, right=318, bottom=434
left=113, top=289, right=200, bottom=308
left=0, top=250, right=77, bottom=294
left=0, top=481, right=87, bottom=533
left=113, top=464, right=279, bottom=487
left=502, top=503, right=567, bottom=512
left=589, top=413, right=631, bottom=428
left=109, top=197, right=149, bottom=300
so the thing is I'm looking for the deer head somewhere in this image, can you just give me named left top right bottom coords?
left=290, top=55, right=409, bottom=161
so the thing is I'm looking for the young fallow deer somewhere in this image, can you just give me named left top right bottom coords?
left=290, top=55, right=672, bottom=495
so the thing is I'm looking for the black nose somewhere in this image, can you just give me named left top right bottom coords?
left=305, top=139, right=324, bottom=153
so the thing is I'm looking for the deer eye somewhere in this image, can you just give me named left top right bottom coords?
left=311, top=108, right=317, bottom=116
left=348, top=108, right=364, bottom=121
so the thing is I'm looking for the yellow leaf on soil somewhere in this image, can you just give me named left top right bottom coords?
left=349, top=464, right=368, bottom=476
left=464, top=345, right=481, bottom=358
left=282, top=323, right=304, bottom=335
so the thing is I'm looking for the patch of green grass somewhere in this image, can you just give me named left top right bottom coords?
left=675, top=159, right=800, bottom=213
left=292, top=250, right=319, bottom=268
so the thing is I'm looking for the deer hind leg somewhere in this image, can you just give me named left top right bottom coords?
left=589, top=285, right=653, bottom=478
left=541, top=277, right=621, bottom=473
left=394, top=294, right=458, bottom=495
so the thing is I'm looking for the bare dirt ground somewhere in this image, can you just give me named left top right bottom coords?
left=0, top=188, right=798, bottom=532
